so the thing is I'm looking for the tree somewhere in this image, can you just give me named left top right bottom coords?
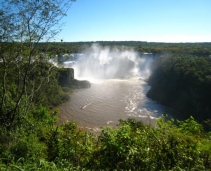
left=0, top=0, right=76, bottom=130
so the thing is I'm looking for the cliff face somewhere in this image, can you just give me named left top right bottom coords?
left=57, top=68, right=91, bottom=88
left=57, top=68, right=74, bottom=86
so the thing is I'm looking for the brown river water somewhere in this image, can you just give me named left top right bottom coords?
left=57, top=77, right=174, bottom=132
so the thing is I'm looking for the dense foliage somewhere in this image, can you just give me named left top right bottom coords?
left=0, top=114, right=211, bottom=170
left=147, top=54, right=211, bottom=121
left=0, top=0, right=75, bottom=130
left=0, top=60, right=70, bottom=129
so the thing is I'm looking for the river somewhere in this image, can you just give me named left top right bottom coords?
left=58, top=77, right=175, bottom=132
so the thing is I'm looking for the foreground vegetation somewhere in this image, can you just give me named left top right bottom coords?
left=0, top=111, right=211, bottom=170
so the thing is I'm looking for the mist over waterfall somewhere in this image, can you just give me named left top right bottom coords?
left=63, top=44, right=154, bottom=81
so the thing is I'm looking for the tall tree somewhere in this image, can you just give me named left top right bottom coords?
left=0, top=0, right=75, bottom=130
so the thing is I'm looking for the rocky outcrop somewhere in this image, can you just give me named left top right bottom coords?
left=57, top=68, right=91, bottom=88
left=57, top=68, right=74, bottom=86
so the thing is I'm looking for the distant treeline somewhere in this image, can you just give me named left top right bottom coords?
left=37, top=41, right=211, bottom=57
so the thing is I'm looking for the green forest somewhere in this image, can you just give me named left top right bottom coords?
left=1, top=0, right=211, bottom=170
left=147, top=54, right=211, bottom=122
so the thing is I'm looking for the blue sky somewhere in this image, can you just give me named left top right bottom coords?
left=58, top=0, right=211, bottom=42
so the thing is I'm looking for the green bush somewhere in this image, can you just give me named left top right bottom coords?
left=0, top=114, right=211, bottom=170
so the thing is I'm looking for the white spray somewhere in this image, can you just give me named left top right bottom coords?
left=63, top=44, right=154, bottom=82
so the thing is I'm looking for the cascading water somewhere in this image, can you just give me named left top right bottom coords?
left=66, top=44, right=153, bottom=81
left=58, top=44, right=173, bottom=131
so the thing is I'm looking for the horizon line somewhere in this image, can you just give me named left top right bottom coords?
left=52, top=40, right=211, bottom=44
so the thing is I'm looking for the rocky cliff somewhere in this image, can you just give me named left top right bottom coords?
left=57, top=68, right=91, bottom=88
